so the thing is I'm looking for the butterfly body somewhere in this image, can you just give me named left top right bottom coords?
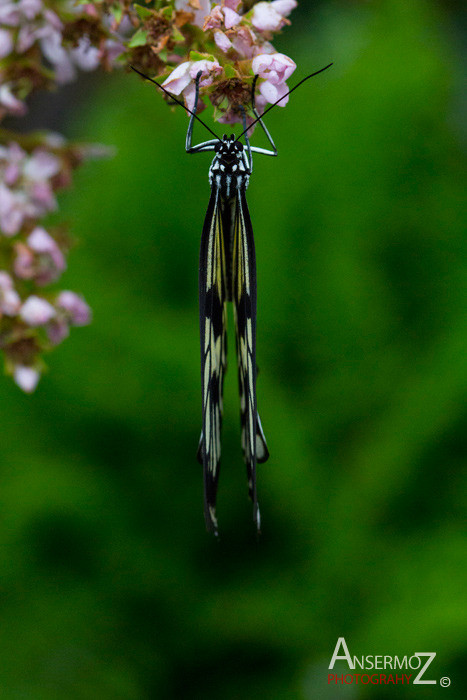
left=209, top=135, right=250, bottom=199
left=199, top=133, right=269, bottom=535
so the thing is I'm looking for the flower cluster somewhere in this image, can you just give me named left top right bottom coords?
left=1, top=140, right=61, bottom=235
left=1, top=2, right=299, bottom=391
left=0, top=2, right=113, bottom=391
left=123, top=1, right=298, bottom=123
left=0, top=0, right=107, bottom=117
left=1, top=1, right=300, bottom=132
left=0, top=134, right=96, bottom=391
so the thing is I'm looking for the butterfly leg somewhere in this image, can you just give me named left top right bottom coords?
left=249, top=75, right=278, bottom=157
left=186, top=72, right=218, bottom=154
left=239, top=105, right=253, bottom=175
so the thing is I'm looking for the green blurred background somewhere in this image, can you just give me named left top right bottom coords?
left=1, top=0, right=466, bottom=697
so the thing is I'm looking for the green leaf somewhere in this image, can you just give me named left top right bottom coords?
left=133, top=4, right=153, bottom=20
left=224, top=64, right=237, bottom=79
left=128, top=29, right=148, bottom=48
left=110, top=5, right=123, bottom=24
left=189, top=51, right=215, bottom=63
left=172, top=27, right=185, bottom=43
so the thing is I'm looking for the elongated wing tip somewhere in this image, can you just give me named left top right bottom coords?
left=254, top=502, right=261, bottom=534
left=205, top=504, right=219, bottom=536
left=196, top=431, right=203, bottom=465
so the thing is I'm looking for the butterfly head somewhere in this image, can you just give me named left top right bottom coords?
left=214, top=134, right=243, bottom=165
left=210, top=134, right=249, bottom=195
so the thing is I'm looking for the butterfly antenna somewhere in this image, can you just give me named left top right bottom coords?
left=130, top=65, right=221, bottom=142
left=237, top=63, right=334, bottom=141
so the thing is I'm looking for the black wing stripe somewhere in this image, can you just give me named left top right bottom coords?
left=199, top=186, right=227, bottom=534
left=256, top=412, right=269, bottom=463
left=232, top=189, right=269, bottom=532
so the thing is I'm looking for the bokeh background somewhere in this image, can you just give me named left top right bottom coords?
left=1, top=0, right=466, bottom=697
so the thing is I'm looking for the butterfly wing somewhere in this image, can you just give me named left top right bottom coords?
left=198, top=186, right=228, bottom=535
left=232, top=189, right=269, bottom=532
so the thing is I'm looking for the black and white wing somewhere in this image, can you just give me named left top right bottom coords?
left=198, top=186, right=228, bottom=535
left=232, top=189, right=269, bottom=532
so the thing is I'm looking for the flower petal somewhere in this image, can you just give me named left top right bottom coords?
left=223, top=7, right=241, bottom=30
left=14, top=365, right=40, bottom=393
left=0, top=271, right=21, bottom=315
left=0, top=28, right=13, bottom=59
left=251, top=3, right=284, bottom=32
left=56, top=291, right=91, bottom=325
left=260, top=79, right=290, bottom=106
left=0, top=84, right=27, bottom=116
left=20, top=295, right=56, bottom=326
left=214, top=30, right=232, bottom=53
left=162, top=61, right=193, bottom=95
left=271, top=0, right=297, bottom=17
left=189, top=59, right=222, bottom=85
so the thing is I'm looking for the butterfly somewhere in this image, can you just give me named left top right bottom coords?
left=132, top=63, right=332, bottom=535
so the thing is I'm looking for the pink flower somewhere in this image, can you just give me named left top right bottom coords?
left=19, top=0, right=43, bottom=21
left=0, top=28, right=13, bottom=58
left=252, top=52, right=296, bottom=84
left=162, top=61, right=193, bottom=95
left=214, top=30, right=232, bottom=53
left=251, top=53, right=296, bottom=107
left=0, top=144, right=63, bottom=232
left=28, top=227, right=65, bottom=268
left=0, top=84, right=27, bottom=116
left=30, top=181, right=57, bottom=212
left=102, top=37, right=125, bottom=65
left=0, top=184, right=26, bottom=236
left=24, top=149, right=61, bottom=180
left=56, top=291, right=91, bottom=326
left=17, top=23, right=47, bottom=53
left=47, top=317, right=69, bottom=345
left=182, top=83, right=205, bottom=113
left=40, top=25, right=99, bottom=84
left=270, top=0, right=297, bottom=16
left=251, top=0, right=297, bottom=32
left=0, top=1, right=43, bottom=28
left=13, top=244, right=35, bottom=280
left=40, top=31, right=77, bottom=83
left=203, top=5, right=223, bottom=31
left=223, top=6, right=241, bottom=29
left=253, top=91, right=268, bottom=113
left=229, top=25, right=257, bottom=59
left=259, top=79, right=289, bottom=105
left=0, top=142, right=25, bottom=186
left=204, top=2, right=241, bottom=31
left=0, top=3, right=21, bottom=26
left=20, top=295, right=56, bottom=326
left=42, top=8, right=62, bottom=32
left=163, top=59, right=222, bottom=111
left=14, top=227, right=66, bottom=285
left=13, top=365, right=40, bottom=393
left=70, top=37, right=100, bottom=72
left=189, top=59, right=223, bottom=85
left=0, top=271, right=21, bottom=316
